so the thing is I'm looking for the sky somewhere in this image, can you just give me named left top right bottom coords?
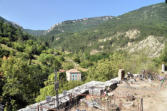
left=0, top=0, right=164, bottom=30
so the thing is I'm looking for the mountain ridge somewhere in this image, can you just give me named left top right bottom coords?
left=24, top=16, right=113, bottom=36
left=4, top=3, right=167, bottom=57
left=36, top=3, right=167, bottom=57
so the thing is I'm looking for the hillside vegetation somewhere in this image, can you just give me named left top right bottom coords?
left=24, top=16, right=113, bottom=36
left=46, top=16, right=113, bottom=35
left=38, top=3, right=167, bottom=56
left=0, top=16, right=66, bottom=110
left=24, top=29, right=46, bottom=36
left=0, top=16, right=122, bottom=110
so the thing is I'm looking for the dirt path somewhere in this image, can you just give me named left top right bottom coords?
left=113, top=80, right=167, bottom=111
left=144, top=88, right=167, bottom=111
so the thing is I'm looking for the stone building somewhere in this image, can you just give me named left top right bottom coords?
left=66, top=69, right=81, bottom=81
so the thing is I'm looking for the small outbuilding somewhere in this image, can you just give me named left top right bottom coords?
left=118, top=69, right=125, bottom=80
left=66, top=69, right=81, bottom=81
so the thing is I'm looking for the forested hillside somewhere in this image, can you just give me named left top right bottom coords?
left=0, top=16, right=64, bottom=110
left=38, top=3, right=167, bottom=56
left=46, top=16, right=113, bottom=36
left=0, top=16, right=122, bottom=110
left=24, top=16, right=113, bottom=37
left=24, top=29, right=46, bottom=36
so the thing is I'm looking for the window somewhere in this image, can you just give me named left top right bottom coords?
left=72, top=74, right=74, bottom=80
left=71, top=73, right=78, bottom=80
left=75, top=74, right=77, bottom=80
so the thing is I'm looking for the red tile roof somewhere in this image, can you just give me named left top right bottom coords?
left=59, top=69, right=66, bottom=73
left=66, top=69, right=80, bottom=73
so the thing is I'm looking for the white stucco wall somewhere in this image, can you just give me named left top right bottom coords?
left=66, top=72, right=71, bottom=81
left=66, top=72, right=81, bottom=81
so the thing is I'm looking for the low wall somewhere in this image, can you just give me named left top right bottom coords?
left=18, top=77, right=120, bottom=111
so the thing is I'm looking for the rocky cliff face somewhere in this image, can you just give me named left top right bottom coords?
left=122, top=35, right=165, bottom=57
left=46, top=16, right=113, bottom=35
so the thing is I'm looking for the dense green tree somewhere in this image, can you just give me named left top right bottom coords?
left=38, top=53, right=60, bottom=68
left=24, top=46, right=34, bottom=65
left=86, top=52, right=127, bottom=81
left=0, top=57, right=50, bottom=110
left=72, top=53, right=80, bottom=63
left=1, top=57, right=31, bottom=110
left=62, top=62, right=74, bottom=70
left=0, top=46, right=10, bottom=58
